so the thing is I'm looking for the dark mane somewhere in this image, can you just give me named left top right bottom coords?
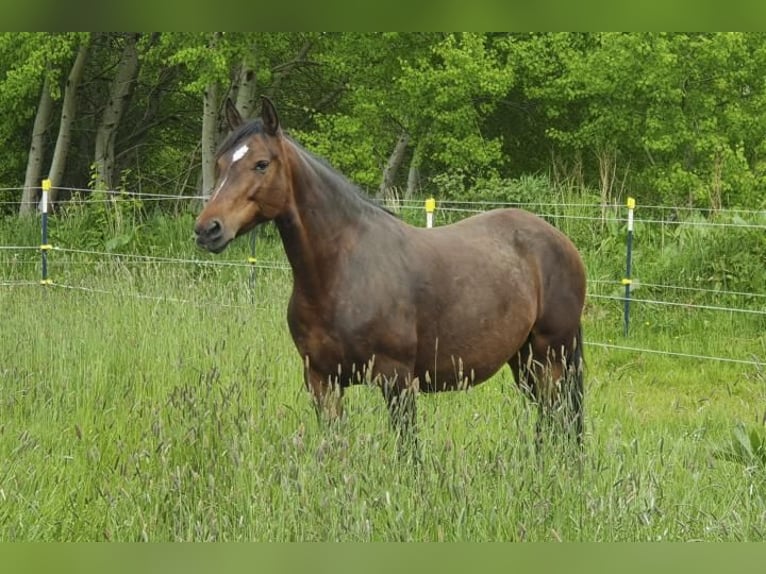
left=285, top=133, right=398, bottom=220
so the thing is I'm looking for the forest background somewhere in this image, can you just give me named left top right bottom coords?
left=3, top=32, right=766, bottom=216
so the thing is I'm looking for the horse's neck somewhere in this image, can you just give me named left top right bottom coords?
left=274, top=150, right=366, bottom=298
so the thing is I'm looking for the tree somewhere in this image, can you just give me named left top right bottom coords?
left=164, top=32, right=321, bottom=197
left=47, top=35, right=90, bottom=205
left=0, top=33, right=85, bottom=213
left=20, top=76, right=53, bottom=215
left=93, top=33, right=141, bottom=191
left=301, top=33, right=514, bottom=200
left=3, top=32, right=766, bottom=218
left=507, top=32, right=766, bottom=208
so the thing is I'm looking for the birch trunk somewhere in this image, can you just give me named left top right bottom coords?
left=377, top=132, right=409, bottom=200
left=93, top=33, right=140, bottom=191
left=47, top=38, right=90, bottom=205
left=405, top=143, right=421, bottom=199
left=234, top=59, right=258, bottom=120
left=200, top=33, right=222, bottom=198
left=20, top=75, right=53, bottom=216
left=200, top=80, right=219, bottom=197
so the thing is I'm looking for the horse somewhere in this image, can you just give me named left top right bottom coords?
left=194, top=96, right=587, bottom=447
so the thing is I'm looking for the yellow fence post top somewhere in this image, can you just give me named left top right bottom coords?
left=42, top=179, right=51, bottom=192
left=425, top=197, right=436, bottom=213
left=627, top=197, right=636, bottom=209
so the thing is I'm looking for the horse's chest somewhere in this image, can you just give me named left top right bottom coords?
left=286, top=299, right=355, bottom=370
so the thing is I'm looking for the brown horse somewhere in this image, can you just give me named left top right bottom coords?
left=195, top=97, right=587, bottom=444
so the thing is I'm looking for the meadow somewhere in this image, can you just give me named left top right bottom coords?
left=1, top=203, right=765, bottom=541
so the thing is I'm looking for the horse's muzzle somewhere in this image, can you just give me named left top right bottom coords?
left=194, top=218, right=229, bottom=253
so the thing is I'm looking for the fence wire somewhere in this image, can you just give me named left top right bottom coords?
left=589, top=342, right=765, bottom=368
left=3, top=277, right=762, bottom=369
left=2, top=189, right=763, bottom=369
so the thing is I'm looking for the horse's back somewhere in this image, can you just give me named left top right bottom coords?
left=413, top=208, right=584, bottom=295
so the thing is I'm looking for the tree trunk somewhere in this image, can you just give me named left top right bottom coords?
left=93, top=32, right=140, bottom=191
left=234, top=58, right=258, bottom=120
left=596, top=145, right=617, bottom=223
left=201, top=80, right=219, bottom=197
left=377, top=132, right=409, bottom=200
left=199, top=33, right=222, bottom=198
left=20, top=75, right=53, bottom=216
left=405, top=143, right=421, bottom=199
left=47, top=37, right=90, bottom=205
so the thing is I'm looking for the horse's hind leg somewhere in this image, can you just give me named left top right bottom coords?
left=509, top=342, right=551, bottom=450
left=508, top=339, right=538, bottom=403
left=564, top=325, right=585, bottom=440
left=509, top=328, right=584, bottom=445
left=547, top=325, right=585, bottom=443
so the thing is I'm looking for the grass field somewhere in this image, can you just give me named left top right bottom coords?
left=1, top=210, right=765, bottom=541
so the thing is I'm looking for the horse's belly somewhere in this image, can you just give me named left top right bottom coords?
left=415, top=359, right=506, bottom=393
left=412, top=305, right=534, bottom=392
left=413, top=340, right=516, bottom=392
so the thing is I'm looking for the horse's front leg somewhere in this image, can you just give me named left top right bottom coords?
left=304, top=359, right=344, bottom=424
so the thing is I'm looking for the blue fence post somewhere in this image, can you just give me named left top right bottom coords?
left=622, top=196, right=636, bottom=336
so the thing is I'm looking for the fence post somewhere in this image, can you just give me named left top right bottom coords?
left=40, top=179, right=53, bottom=286
left=425, top=197, right=436, bottom=228
left=622, top=196, right=636, bottom=336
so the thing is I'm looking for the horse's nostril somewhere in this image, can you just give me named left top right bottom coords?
left=196, top=218, right=222, bottom=238
left=195, top=217, right=229, bottom=253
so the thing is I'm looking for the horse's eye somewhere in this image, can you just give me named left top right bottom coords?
left=254, top=160, right=270, bottom=173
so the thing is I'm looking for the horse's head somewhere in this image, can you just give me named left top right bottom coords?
left=194, top=96, right=290, bottom=253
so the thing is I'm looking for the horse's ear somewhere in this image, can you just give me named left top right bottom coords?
left=225, top=98, right=244, bottom=131
left=260, top=95, right=280, bottom=136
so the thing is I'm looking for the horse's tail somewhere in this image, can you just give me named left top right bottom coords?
left=567, top=323, right=585, bottom=442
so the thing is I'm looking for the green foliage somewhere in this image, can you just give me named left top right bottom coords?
left=0, top=33, right=88, bottom=189
left=639, top=211, right=766, bottom=296
left=293, top=114, right=381, bottom=189
left=4, top=33, right=766, bottom=212
left=308, top=33, right=512, bottom=192
left=428, top=173, right=564, bottom=215
left=0, top=32, right=85, bottom=111
left=396, top=33, right=511, bottom=170
left=471, top=173, right=559, bottom=204
left=509, top=32, right=766, bottom=208
left=50, top=189, right=145, bottom=253
left=161, top=33, right=231, bottom=93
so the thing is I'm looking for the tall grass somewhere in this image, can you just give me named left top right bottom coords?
left=1, top=204, right=765, bottom=541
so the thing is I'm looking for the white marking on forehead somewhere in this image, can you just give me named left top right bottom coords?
left=232, top=144, right=249, bottom=163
